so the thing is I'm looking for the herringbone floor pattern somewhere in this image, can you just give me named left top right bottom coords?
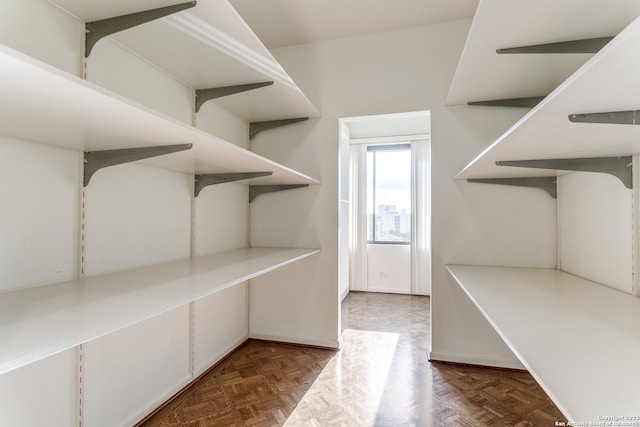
left=138, top=292, right=566, bottom=426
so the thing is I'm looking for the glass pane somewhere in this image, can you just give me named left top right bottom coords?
left=371, top=148, right=411, bottom=243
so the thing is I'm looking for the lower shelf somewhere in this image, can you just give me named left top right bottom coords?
left=446, top=264, right=640, bottom=422
left=0, top=247, right=319, bottom=376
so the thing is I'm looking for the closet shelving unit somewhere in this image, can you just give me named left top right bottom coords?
left=0, top=0, right=321, bottom=376
left=0, top=44, right=318, bottom=188
left=445, top=2, right=640, bottom=420
left=456, top=15, right=640, bottom=185
left=56, top=0, right=321, bottom=122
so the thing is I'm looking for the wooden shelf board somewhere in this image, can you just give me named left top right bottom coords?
left=446, top=264, right=640, bottom=421
left=447, top=0, right=640, bottom=106
left=51, top=0, right=320, bottom=121
left=457, top=15, right=640, bottom=180
left=0, top=247, right=320, bottom=376
left=0, top=44, right=318, bottom=185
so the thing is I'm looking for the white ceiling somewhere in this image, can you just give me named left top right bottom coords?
left=228, top=0, right=479, bottom=49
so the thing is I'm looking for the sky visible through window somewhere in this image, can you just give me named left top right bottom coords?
left=367, top=144, right=411, bottom=243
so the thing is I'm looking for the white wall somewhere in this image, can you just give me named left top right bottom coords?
left=338, top=122, right=351, bottom=300
left=262, top=20, right=557, bottom=366
left=86, top=38, right=193, bottom=124
left=0, top=349, right=76, bottom=426
left=558, top=171, right=633, bottom=293
left=83, top=163, right=191, bottom=276
left=83, top=307, right=191, bottom=427
left=193, top=284, right=249, bottom=376
left=0, top=0, right=82, bottom=75
left=0, top=137, right=79, bottom=291
left=367, top=244, right=411, bottom=294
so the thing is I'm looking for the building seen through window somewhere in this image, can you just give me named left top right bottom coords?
left=366, top=144, right=411, bottom=244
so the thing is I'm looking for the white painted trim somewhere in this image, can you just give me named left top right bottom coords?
left=340, top=287, right=350, bottom=302
left=249, top=333, right=340, bottom=350
left=428, top=350, right=526, bottom=370
left=349, top=133, right=430, bottom=144
left=367, top=287, right=411, bottom=295
left=633, top=154, right=640, bottom=297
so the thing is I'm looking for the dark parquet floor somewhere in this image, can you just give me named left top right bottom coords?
left=138, top=292, right=566, bottom=426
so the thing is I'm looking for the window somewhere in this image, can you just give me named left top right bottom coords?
left=366, top=144, right=411, bottom=244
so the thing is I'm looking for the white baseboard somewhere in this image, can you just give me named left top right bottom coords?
left=340, top=287, right=350, bottom=301
left=249, top=332, right=340, bottom=349
left=367, top=287, right=411, bottom=294
left=428, top=350, right=526, bottom=370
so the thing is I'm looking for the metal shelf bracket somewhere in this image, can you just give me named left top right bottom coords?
left=569, top=110, right=640, bottom=125
left=249, top=184, right=308, bottom=203
left=496, top=156, right=632, bottom=189
left=194, top=172, right=273, bottom=197
left=85, top=1, right=197, bottom=57
left=249, top=117, right=309, bottom=140
left=83, top=143, right=192, bottom=186
left=468, top=96, right=545, bottom=108
left=195, top=81, right=274, bottom=112
left=468, top=177, right=558, bottom=198
left=496, top=36, right=613, bottom=54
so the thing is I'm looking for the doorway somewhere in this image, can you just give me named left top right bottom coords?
left=338, top=111, right=431, bottom=299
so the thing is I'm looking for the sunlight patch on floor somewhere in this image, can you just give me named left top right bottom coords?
left=284, top=329, right=399, bottom=426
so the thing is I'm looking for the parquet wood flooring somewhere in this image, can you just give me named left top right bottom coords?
left=139, top=292, right=566, bottom=426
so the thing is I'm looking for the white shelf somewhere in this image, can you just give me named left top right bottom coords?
left=446, top=0, right=632, bottom=106
left=0, top=44, right=318, bottom=186
left=446, top=264, right=640, bottom=421
left=455, top=13, right=640, bottom=181
left=0, top=247, right=319, bottom=376
left=51, top=0, right=320, bottom=122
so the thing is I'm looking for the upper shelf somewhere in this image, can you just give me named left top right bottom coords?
left=456, top=15, right=640, bottom=181
left=0, top=44, right=318, bottom=186
left=447, top=0, right=640, bottom=106
left=446, top=264, right=640, bottom=421
left=0, top=247, right=320, bottom=376
left=51, top=0, right=320, bottom=122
